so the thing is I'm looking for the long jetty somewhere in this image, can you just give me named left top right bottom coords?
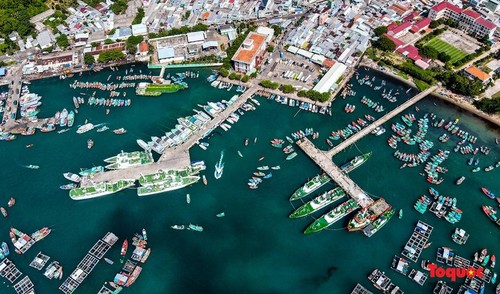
left=296, top=138, right=374, bottom=208
left=82, top=87, right=257, bottom=186
left=326, top=84, right=438, bottom=157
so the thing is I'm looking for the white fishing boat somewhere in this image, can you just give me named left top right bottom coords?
left=214, top=151, right=224, bottom=180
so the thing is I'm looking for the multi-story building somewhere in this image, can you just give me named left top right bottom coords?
left=232, top=32, right=268, bottom=74
left=428, top=2, right=497, bottom=38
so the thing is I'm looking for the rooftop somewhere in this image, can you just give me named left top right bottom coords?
left=232, top=32, right=266, bottom=64
left=461, top=9, right=481, bottom=19
left=431, top=2, right=462, bottom=14
left=476, top=17, right=496, bottom=30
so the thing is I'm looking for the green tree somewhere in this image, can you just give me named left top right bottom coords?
left=474, top=97, right=500, bottom=114
left=271, top=24, right=282, bottom=36
left=91, top=41, right=100, bottom=47
left=259, top=80, right=279, bottom=89
left=132, top=8, right=145, bottom=25
left=279, top=84, right=296, bottom=93
left=438, top=52, right=451, bottom=62
left=241, top=75, right=250, bottom=82
left=420, top=46, right=439, bottom=59
left=373, top=26, right=388, bottom=37
left=56, top=34, right=70, bottom=48
left=84, top=53, right=95, bottom=65
left=429, top=20, right=439, bottom=29
left=219, top=67, right=229, bottom=77
left=111, top=0, right=128, bottom=14
left=182, top=11, right=191, bottom=21
left=373, top=35, right=395, bottom=52
left=267, top=45, right=274, bottom=52
left=104, top=39, right=113, bottom=44
left=126, top=35, right=143, bottom=54
left=108, top=28, right=116, bottom=35
left=97, top=49, right=125, bottom=63
left=297, top=90, right=330, bottom=102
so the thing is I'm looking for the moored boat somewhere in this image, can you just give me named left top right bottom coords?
left=8, top=197, right=15, bottom=207
left=289, top=174, right=331, bottom=201
left=121, top=240, right=128, bottom=256
left=340, top=152, right=372, bottom=173
left=482, top=205, right=500, bottom=226
left=304, top=199, right=360, bottom=234
left=63, top=172, right=81, bottom=182
left=482, top=187, right=496, bottom=199
left=363, top=209, right=395, bottom=237
left=289, top=187, right=345, bottom=218
left=455, top=176, right=465, bottom=185
left=113, top=128, right=127, bottom=135
left=171, top=225, right=185, bottom=230
left=1, top=207, right=7, bottom=217
left=347, top=198, right=391, bottom=231
left=104, top=258, right=114, bottom=265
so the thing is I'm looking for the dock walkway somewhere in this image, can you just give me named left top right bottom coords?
left=1, top=63, right=25, bottom=132
left=296, top=138, right=374, bottom=208
left=326, top=85, right=438, bottom=158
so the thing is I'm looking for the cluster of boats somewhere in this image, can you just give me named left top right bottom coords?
left=270, top=136, right=298, bottom=160
left=248, top=165, right=279, bottom=189
left=327, top=117, right=370, bottom=146
left=269, top=93, right=332, bottom=115
left=424, top=149, right=450, bottom=185
left=10, top=227, right=51, bottom=254
left=87, top=97, right=132, bottom=107
left=360, top=96, right=385, bottom=112
left=137, top=163, right=205, bottom=196
left=69, top=81, right=136, bottom=91
left=0, top=197, right=15, bottom=218
left=121, top=74, right=151, bottom=81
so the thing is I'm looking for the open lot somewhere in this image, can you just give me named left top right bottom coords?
left=440, top=29, right=481, bottom=54
left=424, top=37, right=468, bottom=64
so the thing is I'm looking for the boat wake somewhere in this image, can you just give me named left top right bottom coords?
left=214, top=151, right=224, bottom=179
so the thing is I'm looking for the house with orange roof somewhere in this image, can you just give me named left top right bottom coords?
left=464, top=66, right=490, bottom=84
left=231, top=32, right=268, bottom=74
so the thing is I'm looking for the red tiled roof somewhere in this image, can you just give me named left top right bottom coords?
left=431, top=2, right=462, bottom=14
left=233, top=32, right=266, bottom=64
left=465, top=66, right=490, bottom=81
left=387, top=22, right=398, bottom=31
left=461, top=9, right=481, bottom=19
left=411, top=18, right=431, bottom=32
left=404, top=11, right=420, bottom=22
left=397, top=45, right=421, bottom=61
left=389, top=4, right=409, bottom=16
left=322, top=59, right=335, bottom=68
left=139, top=41, right=148, bottom=53
left=383, top=33, right=405, bottom=49
left=389, top=21, right=412, bottom=35
left=476, top=17, right=496, bottom=30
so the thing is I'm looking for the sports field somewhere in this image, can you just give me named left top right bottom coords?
left=424, top=37, right=468, bottom=63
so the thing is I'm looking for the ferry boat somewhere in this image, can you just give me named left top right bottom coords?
left=63, top=172, right=81, bottom=182
left=104, top=150, right=154, bottom=170
left=214, top=151, right=224, bottom=180
left=363, top=209, right=395, bottom=237
left=289, top=187, right=345, bottom=218
left=171, top=225, right=185, bottom=230
left=455, top=176, right=465, bottom=185
left=482, top=187, right=496, bottom=199
left=69, top=179, right=136, bottom=200
left=137, top=166, right=203, bottom=196
left=289, top=174, right=331, bottom=201
left=304, top=199, right=360, bottom=234
left=482, top=205, right=500, bottom=226
left=340, top=152, right=372, bottom=173
left=347, top=198, right=391, bottom=231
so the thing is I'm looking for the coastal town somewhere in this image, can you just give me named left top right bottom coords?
left=0, top=0, right=499, bottom=293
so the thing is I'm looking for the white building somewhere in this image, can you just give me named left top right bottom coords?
left=312, top=62, right=347, bottom=93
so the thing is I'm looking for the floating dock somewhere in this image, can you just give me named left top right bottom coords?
left=436, top=247, right=454, bottom=266
left=13, top=276, right=35, bottom=294
left=391, top=255, right=410, bottom=276
left=350, top=283, right=373, bottom=294
left=59, top=232, right=118, bottom=293
left=0, top=259, right=23, bottom=283
left=453, top=255, right=471, bottom=269
left=401, top=220, right=433, bottom=262
left=433, top=281, right=453, bottom=294
left=367, top=269, right=404, bottom=294
left=29, top=251, right=50, bottom=270
left=408, top=269, right=428, bottom=286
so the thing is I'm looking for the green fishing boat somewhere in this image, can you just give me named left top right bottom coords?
left=136, top=82, right=187, bottom=96
left=289, top=174, right=331, bottom=201
left=304, top=199, right=359, bottom=235
left=289, top=187, right=345, bottom=218
left=69, top=179, right=136, bottom=200
left=363, top=209, right=395, bottom=237
left=339, top=152, right=372, bottom=173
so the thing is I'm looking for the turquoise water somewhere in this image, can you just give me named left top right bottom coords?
left=0, top=65, right=498, bottom=293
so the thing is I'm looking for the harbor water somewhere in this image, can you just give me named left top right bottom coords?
left=0, top=65, right=498, bottom=293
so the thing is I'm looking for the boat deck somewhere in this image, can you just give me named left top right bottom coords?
left=295, top=138, right=374, bottom=209
left=13, top=276, right=35, bottom=294
left=59, top=232, right=118, bottom=293
left=368, top=198, right=391, bottom=216
left=401, top=221, right=433, bottom=263
left=350, top=283, right=373, bottom=294
left=391, top=255, right=410, bottom=276
left=29, top=251, right=50, bottom=270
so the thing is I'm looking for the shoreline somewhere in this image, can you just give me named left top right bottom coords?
left=359, top=62, right=500, bottom=128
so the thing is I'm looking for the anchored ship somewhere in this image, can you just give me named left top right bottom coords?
left=289, top=187, right=345, bottom=218
left=304, top=199, right=360, bottom=234
left=347, top=198, right=391, bottom=231
left=69, top=180, right=136, bottom=200
left=363, top=209, right=395, bottom=237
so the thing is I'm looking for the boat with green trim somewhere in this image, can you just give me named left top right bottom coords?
left=304, top=199, right=360, bottom=234
left=363, top=209, right=395, bottom=237
left=69, top=179, right=135, bottom=200
left=289, top=173, right=331, bottom=201
left=482, top=205, right=500, bottom=226
left=104, top=150, right=154, bottom=170
left=289, top=187, right=345, bottom=218
left=136, top=81, right=187, bottom=96
left=137, top=176, right=200, bottom=196
left=340, top=152, right=372, bottom=173
left=138, top=165, right=204, bottom=186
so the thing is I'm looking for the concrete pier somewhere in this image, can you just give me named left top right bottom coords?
left=326, top=85, right=438, bottom=158
left=296, top=138, right=374, bottom=208
left=1, top=63, right=25, bottom=132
